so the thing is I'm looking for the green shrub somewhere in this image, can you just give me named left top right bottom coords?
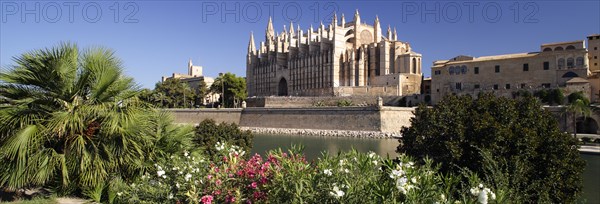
left=397, top=93, right=585, bottom=203
left=336, top=99, right=353, bottom=107
left=193, top=119, right=253, bottom=157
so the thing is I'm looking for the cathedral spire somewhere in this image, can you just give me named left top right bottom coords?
left=387, top=25, right=392, bottom=40
left=341, top=13, right=345, bottom=28
left=333, top=12, right=338, bottom=26
left=188, top=59, right=192, bottom=69
left=354, top=9, right=361, bottom=25
left=393, top=27, right=398, bottom=41
left=248, top=31, right=256, bottom=55
left=289, top=21, right=295, bottom=35
left=374, top=15, right=381, bottom=42
left=266, top=16, right=275, bottom=40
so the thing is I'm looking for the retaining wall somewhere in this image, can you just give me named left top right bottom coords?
left=167, top=106, right=416, bottom=134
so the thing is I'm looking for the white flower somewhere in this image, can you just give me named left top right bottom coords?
left=176, top=183, right=180, bottom=188
left=478, top=183, right=484, bottom=188
left=390, top=169, right=404, bottom=179
left=343, top=168, right=349, bottom=173
left=478, top=189, right=489, bottom=204
left=329, top=186, right=345, bottom=198
left=116, top=192, right=123, bottom=196
left=162, top=175, right=167, bottom=179
left=157, top=170, right=166, bottom=177
left=167, top=193, right=174, bottom=199
left=184, top=151, right=189, bottom=157
left=411, top=177, right=417, bottom=184
left=372, top=160, right=378, bottom=165
left=185, top=173, right=192, bottom=181
left=368, top=152, right=377, bottom=158
left=470, top=187, right=480, bottom=196
left=215, top=142, right=225, bottom=151
left=339, top=159, right=346, bottom=166
left=323, top=169, right=332, bottom=176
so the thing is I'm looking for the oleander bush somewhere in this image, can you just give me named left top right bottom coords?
left=398, top=93, right=585, bottom=203
left=116, top=143, right=507, bottom=204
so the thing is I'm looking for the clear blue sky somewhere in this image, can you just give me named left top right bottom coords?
left=1, top=0, right=599, bottom=88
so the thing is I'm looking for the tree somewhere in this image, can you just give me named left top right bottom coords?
left=154, top=78, right=196, bottom=108
left=397, top=93, right=585, bottom=203
left=210, top=73, right=247, bottom=108
left=566, top=98, right=591, bottom=138
left=195, top=79, right=209, bottom=106
left=0, top=43, right=151, bottom=196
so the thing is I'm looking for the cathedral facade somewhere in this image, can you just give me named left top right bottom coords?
left=246, top=10, right=423, bottom=97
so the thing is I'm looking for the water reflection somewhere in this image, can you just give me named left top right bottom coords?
left=250, top=134, right=399, bottom=160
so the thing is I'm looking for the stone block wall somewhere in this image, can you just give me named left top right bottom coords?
left=168, top=109, right=242, bottom=125
left=239, top=107, right=382, bottom=131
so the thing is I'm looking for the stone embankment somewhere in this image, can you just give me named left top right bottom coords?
left=241, top=127, right=400, bottom=139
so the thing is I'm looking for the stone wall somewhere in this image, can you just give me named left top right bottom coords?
left=239, top=107, right=382, bottom=131
left=380, top=107, right=416, bottom=132
left=167, top=106, right=416, bottom=135
left=168, top=108, right=242, bottom=125
left=246, top=96, right=403, bottom=108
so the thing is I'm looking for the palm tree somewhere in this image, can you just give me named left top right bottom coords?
left=566, top=99, right=592, bottom=138
left=0, top=43, right=150, bottom=195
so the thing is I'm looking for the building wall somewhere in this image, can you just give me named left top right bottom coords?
left=587, top=35, right=600, bottom=72
left=431, top=41, right=589, bottom=104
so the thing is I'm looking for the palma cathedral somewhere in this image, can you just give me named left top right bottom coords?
left=246, top=10, right=423, bottom=97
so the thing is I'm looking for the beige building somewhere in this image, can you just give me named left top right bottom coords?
left=587, top=34, right=600, bottom=102
left=162, top=60, right=219, bottom=105
left=431, top=39, right=591, bottom=104
left=246, top=10, right=423, bottom=97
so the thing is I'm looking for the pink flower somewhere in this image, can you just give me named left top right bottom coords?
left=201, top=195, right=213, bottom=204
left=253, top=191, right=265, bottom=200
left=214, top=190, right=221, bottom=195
left=226, top=195, right=236, bottom=203
left=249, top=182, right=258, bottom=189
left=207, top=175, right=213, bottom=180
left=216, top=179, right=222, bottom=186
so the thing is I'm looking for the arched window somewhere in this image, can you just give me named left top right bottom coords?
left=576, top=57, right=584, bottom=67
left=566, top=45, right=576, bottom=50
left=449, top=66, right=454, bottom=75
left=412, top=58, right=417, bottom=73
left=567, top=58, right=574, bottom=68
left=554, top=47, right=564, bottom=51
left=562, top=71, right=579, bottom=78
left=558, top=58, right=565, bottom=69
left=461, top=65, right=467, bottom=74
left=543, top=47, right=552, bottom=52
